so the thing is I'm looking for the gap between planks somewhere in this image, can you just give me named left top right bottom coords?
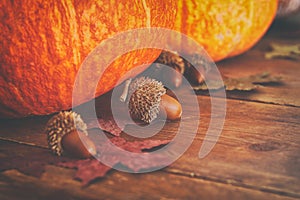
left=165, top=168, right=300, bottom=199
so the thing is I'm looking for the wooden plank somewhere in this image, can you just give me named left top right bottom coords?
left=0, top=141, right=297, bottom=200
left=1, top=95, right=299, bottom=198
left=165, top=97, right=300, bottom=198
left=217, top=44, right=300, bottom=107
left=105, top=94, right=300, bottom=196
left=0, top=115, right=49, bottom=148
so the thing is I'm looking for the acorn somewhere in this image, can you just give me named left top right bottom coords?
left=161, top=66, right=183, bottom=89
left=128, top=77, right=182, bottom=123
left=184, top=54, right=210, bottom=85
left=159, top=94, right=182, bottom=121
left=156, top=50, right=185, bottom=74
left=45, top=111, right=97, bottom=158
left=154, top=50, right=185, bottom=88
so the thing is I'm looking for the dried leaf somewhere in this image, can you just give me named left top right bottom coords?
left=265, top=43, right=300, bottom=60
left=87, top=116, right=125, bottom=136
left=58, top=137, right=171, bottom=185
left=86, top=107, right=160, bottom=137
left=85, top=87, right=149, bottom=136
left=193, top=79, right=224, bottom=91
left=193, top=72, right=282, bottom=91
left=58, top=159, right=111, bottom=185
left=98, top=137, right=171, bottom=172
left=109, top=137, right=170, bottom=153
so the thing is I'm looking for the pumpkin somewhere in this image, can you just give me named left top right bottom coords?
left=172, top=0, right=278, bottom=61
left=0, top=0, right=177, bottom=118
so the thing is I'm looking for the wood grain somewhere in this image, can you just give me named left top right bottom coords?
left=1, top=141, right=297, bottom=200
left=1, top=95, right=299, bottom=198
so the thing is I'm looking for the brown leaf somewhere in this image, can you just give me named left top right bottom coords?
left=87, top=116, right=125, bottom=136
left=193, top=72, right=282, bottom=91
left=98, top=137, right=171, bottom=172
left=86, top=104, right=160, bottom=137
left=109, top=137, right=170, bottom=153
left=265, top=43, right=300, bottom=60
left=58, top=159, right=112, bottom=185
left=58, top=137, right=171, bottom=185
left=192, top=79, right=224, bottom=91
left=85, top=85, right=150, bottom=136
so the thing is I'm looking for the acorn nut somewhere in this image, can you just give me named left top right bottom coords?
left=184, top=54, right=210, bottom=85
left=161, top=66, right=183, bottom=89
left=45, top=111, right=96, bottom=158
left=156, top=50, right=185, bottom=88
left=61, top=130, right=96, bottom=158
left=159, top=94, right=182, bottom=121
left=128, top=77, right=182, bottom=123
left=185, top=65, right=205, bottom=85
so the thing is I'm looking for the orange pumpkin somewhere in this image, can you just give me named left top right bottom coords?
left=172, top=0, right=278, bottom=61
left=0, top=0, right=177, bottom=118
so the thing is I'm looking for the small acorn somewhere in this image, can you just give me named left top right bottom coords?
left=128, top=77, right=182, bottom=123
left=156, top=50, right=185, bottom=74
left=152, top=50, right=209, bottom=87
left=154, top=50, right=185, bottom=88
left=184, top=54, right=210, bottom=85
left=45, top=111, right=97, bottom=158
left=161, top=66, right=183, bottom=89
left=159, top=93, right=182, bottom=121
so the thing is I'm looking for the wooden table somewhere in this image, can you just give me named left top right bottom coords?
left=1, top=17, right=300, bottom=200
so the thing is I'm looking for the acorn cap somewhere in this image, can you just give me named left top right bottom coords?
left=45, top=111, right=88, bottom=156
left=156, top=50, right=185, bottom=74
left=184, top=53, right=212, bottom=74
left=128, top=77, right=166, bottom=123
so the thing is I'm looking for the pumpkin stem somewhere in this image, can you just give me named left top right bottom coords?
left=119, top=78, right=132, bottom=102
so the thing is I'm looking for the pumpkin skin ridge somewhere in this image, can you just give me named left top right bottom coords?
left=172, top=0, right=278, bottom=62
left=0, top=0, right=177, bottom=118
left=227, top=0, right=278, bottom=58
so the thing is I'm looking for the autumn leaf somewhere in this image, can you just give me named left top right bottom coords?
left=58, top=137, right=171, bottom=185
left=87, top=115, right=125, bottom=136
left=265, top=43, right=300, bottom=60
left=110, top=137, right=170, bottom=153
left=58, top=159, right=111, bottom=185
left=193, top=72, right=282, bottom=91
left=224, top=72, right=282, bottom=91
left=192, top=79, right=224, bottom=91
left=98, top=137, right=171, bottom=172
left=85, top=84, right=151, bottom=136
left=86, top=104, right=163, bottom=137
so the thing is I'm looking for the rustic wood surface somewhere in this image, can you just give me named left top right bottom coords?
left=1, top=17, right=300, bottom=199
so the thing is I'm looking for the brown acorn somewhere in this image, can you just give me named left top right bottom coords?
left=161, top=66, right=183, bottom=89
left=154, top=50, right=185, bottom=88
left=184, top=54, right=210, bottom=85
left=45, top=111, right=96, bottom=158
left=128, top=77, right=182, bottom=123
left=156, top=50, right=185, bottom=74
left=159, top=94, right=182, bottom=121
